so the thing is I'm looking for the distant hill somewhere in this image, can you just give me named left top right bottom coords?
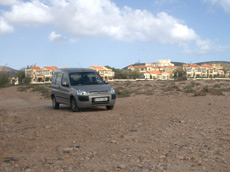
left=122, top=61, right=230, bottom=69
left=171, top=61, right=186, bottom=66
left=0, top=66, right=18, bottom=76
left=123, top=63, right=146, bottom=69
left=195, top=61, right=230, bottom=65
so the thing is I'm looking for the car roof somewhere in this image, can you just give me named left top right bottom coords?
left=54, top=68, right=96, bottom=74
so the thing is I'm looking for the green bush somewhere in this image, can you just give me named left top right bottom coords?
left=173, top=67, right=187, bottom=81
left=17, top=85, right=51, bottom=99
left=115, top=87, right=131, bottom=98
left=22, top=77, right=31, bottom=84
left=194, top=86, right=224, bottom=96
left=184, top=85, right=195, bottom=93
left=0, top=73, right=10, bottom=87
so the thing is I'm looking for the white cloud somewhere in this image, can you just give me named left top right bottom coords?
left=0, top=17, right=14, bottom=34
left=0, top=0, right=227, bottom=54
left=48, top=31, right=67, bottom=42
left=203, top=0, right=230, bottom=12
left=0, top=0, right=19, bottom=6
left=3, top=0, right=53, bottom=25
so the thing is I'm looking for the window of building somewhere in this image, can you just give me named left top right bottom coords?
left=43, top=71, right=49, bottom=75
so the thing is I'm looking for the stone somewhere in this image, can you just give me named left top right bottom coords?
left=63, top=147, right=74, bottom=153
left=118, top=164, right=126, bottom=169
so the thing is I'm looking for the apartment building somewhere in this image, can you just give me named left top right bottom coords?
left=146, top=59, right=174, bottom=67
left=42, top=66, right=59, bottom=81
left=129, top=60, right=176, bottom=80
left=25, top=66, right=43, bottom=82
left=183, top=64, right=224, bottom=78
left=25, top=66, right=58, bottom=82
left=89, top=66, right=115, bottom=80
left=144, top=71, right=174, bottom=80
left=128, top=65, right=146, bottom=73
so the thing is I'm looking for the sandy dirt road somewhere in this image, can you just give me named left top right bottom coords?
left=0, top=82, right=230, bottom=172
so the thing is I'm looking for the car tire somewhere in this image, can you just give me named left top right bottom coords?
left=106, top=105, right=114, bottom=110
left=52, top=96, right=59, bottom=109
left=71, top=98, right=79, bottom=112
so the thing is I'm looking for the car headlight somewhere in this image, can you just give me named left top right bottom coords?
left=111, top=88, right=116, bottom=94
left=77, top=90, right=89, bottom=96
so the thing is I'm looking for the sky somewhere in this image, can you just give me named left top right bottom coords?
left=0, top=0, right=230, bottom=70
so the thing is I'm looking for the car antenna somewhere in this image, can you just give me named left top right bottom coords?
left=78, top=62, right=84, bottom=71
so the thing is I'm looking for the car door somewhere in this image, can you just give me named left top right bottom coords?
left=53, top=72, right=63, bottom=102
left=59, top=72, right=71, bottom=105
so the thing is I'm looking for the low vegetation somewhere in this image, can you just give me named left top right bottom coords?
left=17, top=84, right=51, bottom=98
left=15, top=80, right=230, bottom=99
left=110, top=80, right=230, bottom=97
left=0, top=73, right=10, bottom=87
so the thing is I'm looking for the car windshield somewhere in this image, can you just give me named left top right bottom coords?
left=69, top=72, right=105, bottom=86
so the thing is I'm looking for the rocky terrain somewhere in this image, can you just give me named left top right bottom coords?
left=1, top=80, right=230, bottom=172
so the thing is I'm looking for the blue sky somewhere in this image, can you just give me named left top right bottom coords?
left=0, top=0, right=230, bottom=70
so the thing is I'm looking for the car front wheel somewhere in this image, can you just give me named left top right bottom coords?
left=71, top=98, right=79, bottom=112
left=52, top=96, right=59, bottom=109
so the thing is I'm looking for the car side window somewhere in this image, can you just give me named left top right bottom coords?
left=61, top=73, right=69, bottom=86
left=52, top=72, right=58, bottom=84
left=56, top=73, right=62, bottom=85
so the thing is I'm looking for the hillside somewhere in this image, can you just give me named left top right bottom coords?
left=195, top=61, right=230, bottom=65
left=0, top=66, right=18, bottom=76
left=123, top=61, right=230, bottom=69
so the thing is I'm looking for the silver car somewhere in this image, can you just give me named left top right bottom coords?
left=51, top=68, right=116, bottom=112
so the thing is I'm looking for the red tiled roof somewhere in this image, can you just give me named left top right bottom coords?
left=216, top=66, right=223, bottom=69
left=44, top=66, right=58, bottom=70
left=183, top=64, right=200, bottom=68
left=191, top=64, right=200, bottom=68
left=168, top=66, right=178, bottom=69
left=134, top=66, right=146, bottom=68
left=32, top=66, right=41, bottom=70
left=90, top=66, right=104, bottom=70
left=166, top=71, right=174, bottom=75
left=148, top=71, right=161, bottom=75
left=51, top=66, right=58, bottom=70
left=201, top=64, right=212, bottom=68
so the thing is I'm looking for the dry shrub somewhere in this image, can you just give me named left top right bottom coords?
left=194, top=86, right=224, bottom=96
left=115, top=87, right=131, bottom=98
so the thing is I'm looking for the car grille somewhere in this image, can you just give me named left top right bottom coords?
left=89, top=91, right=108, bottom=95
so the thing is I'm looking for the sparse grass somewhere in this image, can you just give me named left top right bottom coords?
left=165, top=85, right=181, bottom=92
left=194, top=85, right=225, bottom=96
left=184, top=85, right=195, bottom=93
left=190, top=81, right=196, bottom=87
left=144, top=83, right=152, bottom=87
left=17, top=84, right=51, bottom=99
left=220, top=87, right=230, bottom=92
left=123, top=82, right=132, bottom=87
left=213, top=83, right=221, bottom=88
left=115, top=87, right=131, bottom=98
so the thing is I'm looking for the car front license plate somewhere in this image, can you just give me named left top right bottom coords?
left=94, top=97, right=108, bottom=102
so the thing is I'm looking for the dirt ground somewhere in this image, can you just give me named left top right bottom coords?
left=1, top=80, right=230, bottom=172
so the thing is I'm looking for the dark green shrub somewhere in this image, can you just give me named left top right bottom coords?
left=184, top=85, right=195, bottom=93
left=0, top=73, right=10, bottom=87
left=22, top=77, right=31, bottom=84
left=115, top=87, right=131, bottom=98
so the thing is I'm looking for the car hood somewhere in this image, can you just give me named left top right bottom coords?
left=71, top=84, right=112, bottom=92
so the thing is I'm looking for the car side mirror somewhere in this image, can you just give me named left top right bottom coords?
left=62, top=81, right=69, bottom=87
left=104, top=80, right=109, bottom=84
